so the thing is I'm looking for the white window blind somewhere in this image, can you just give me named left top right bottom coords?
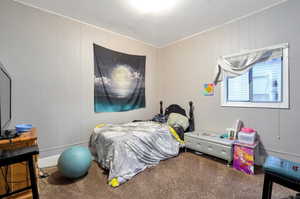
left=252, top=58, right=282, bottom=102
left=227, top=72, right=250, bottom=102
left=227, top=58, right=282, bottom=103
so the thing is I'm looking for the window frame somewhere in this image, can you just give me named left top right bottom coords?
left=220, top=44, right=289, bottom=109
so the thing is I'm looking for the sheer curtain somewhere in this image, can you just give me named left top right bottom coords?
left=213, top=43, right=288, bottom=85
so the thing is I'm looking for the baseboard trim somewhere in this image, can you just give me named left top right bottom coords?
left=38, top=146, right=299, bottom=168
left=38, top=152, right=96, bottom=168
left=38, top=140, right=90, bottom=168
left=38, top=154, right=60, bottom=168
left=40, top=140, right=89, bottom=153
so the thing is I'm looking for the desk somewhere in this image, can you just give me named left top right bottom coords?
left=0, top=128, right=38, bottom=199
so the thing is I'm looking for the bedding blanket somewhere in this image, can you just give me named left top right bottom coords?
left=90, top=121, right=180, bottom=187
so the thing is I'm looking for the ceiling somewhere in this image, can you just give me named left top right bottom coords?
left=16, top=0, right=287, bottom=47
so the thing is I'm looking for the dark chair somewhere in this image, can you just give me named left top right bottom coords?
left=0, top=146, right=39, bottom=199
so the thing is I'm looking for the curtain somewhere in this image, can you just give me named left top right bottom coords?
left=213, top=44, right=288, bottom=85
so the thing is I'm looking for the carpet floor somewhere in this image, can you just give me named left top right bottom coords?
left=39, top=152, right=296, bottom=199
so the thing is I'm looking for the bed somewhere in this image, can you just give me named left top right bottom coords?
left=89, top=101, right=194, bottom=187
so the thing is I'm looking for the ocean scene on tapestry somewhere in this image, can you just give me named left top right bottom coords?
left=94, top=44, right=146, bottom=112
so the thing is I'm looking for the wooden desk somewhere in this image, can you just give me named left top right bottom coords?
left=0, top=128, right=38, bottom=199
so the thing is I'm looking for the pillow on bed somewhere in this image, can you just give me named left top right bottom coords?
left=167, top=113, right=189, bottom=131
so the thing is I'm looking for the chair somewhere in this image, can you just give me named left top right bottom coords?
left=0, top=146, right=39, bottom=199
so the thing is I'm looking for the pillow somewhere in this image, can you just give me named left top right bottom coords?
left=167, top=113, right=189, bottom=131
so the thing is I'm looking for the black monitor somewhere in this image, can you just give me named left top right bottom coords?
left=0, top=61, right=12, bottom=137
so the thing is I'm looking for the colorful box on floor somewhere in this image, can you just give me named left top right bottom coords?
left=233, top=142, right=258, bottom=175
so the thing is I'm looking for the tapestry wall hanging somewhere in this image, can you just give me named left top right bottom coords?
left=94, top=44, right=146, bottom=112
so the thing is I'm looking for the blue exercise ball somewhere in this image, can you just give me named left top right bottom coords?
left=58, top=146, right=92, bottom=179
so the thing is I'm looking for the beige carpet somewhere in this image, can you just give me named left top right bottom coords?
left=39, top=152, right=296, bottom=199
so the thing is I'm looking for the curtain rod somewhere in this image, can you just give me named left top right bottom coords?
left=222, top=43, right=288, bottom=59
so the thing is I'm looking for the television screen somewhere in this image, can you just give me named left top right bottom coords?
left=0, top=62, right=11, bottom=131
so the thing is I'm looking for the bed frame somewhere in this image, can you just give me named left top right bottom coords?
left=160, top=101, right=195, bottom=132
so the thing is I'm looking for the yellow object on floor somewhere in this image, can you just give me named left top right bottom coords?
left=109, top=178, right=120, bottom=187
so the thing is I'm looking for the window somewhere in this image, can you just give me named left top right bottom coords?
left=221, top=47, right=289, bottom=108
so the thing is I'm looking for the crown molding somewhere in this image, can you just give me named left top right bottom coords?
left=13, top=0, right=289, bottom=49
left=159, top=0, right=289, bottom=48
left=13, top=0, right=157, bottom=48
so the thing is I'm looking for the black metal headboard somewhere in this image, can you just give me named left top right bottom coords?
left=160, top=101, right=195, bottom=132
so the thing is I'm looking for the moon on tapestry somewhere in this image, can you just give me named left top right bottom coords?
left=94, top=44, right=146, bottom=112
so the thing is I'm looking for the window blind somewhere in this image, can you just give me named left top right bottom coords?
left=252, top=58, right=282, bottom=102
left=227, top=58, right=282, bottom=103
left=227, top=72, right=250, bottom=102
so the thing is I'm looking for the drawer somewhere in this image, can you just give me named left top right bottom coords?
left=185, top=139, right=204, bottom=152
left=203, top=142, right=233, bottom=161
left=185, top=136, right=233, bottom=162
left=219, top=147, right=233, bottom=161
left=185, top=136, right=203, bottom=145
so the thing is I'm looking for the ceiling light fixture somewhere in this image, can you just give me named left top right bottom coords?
left=130, top=0, right=177, bottom=14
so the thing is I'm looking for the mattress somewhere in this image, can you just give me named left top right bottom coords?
left=89, top=121, right=181, bottom=187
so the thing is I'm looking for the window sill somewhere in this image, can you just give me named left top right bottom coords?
left=221, top=101, right=289, bottom=109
